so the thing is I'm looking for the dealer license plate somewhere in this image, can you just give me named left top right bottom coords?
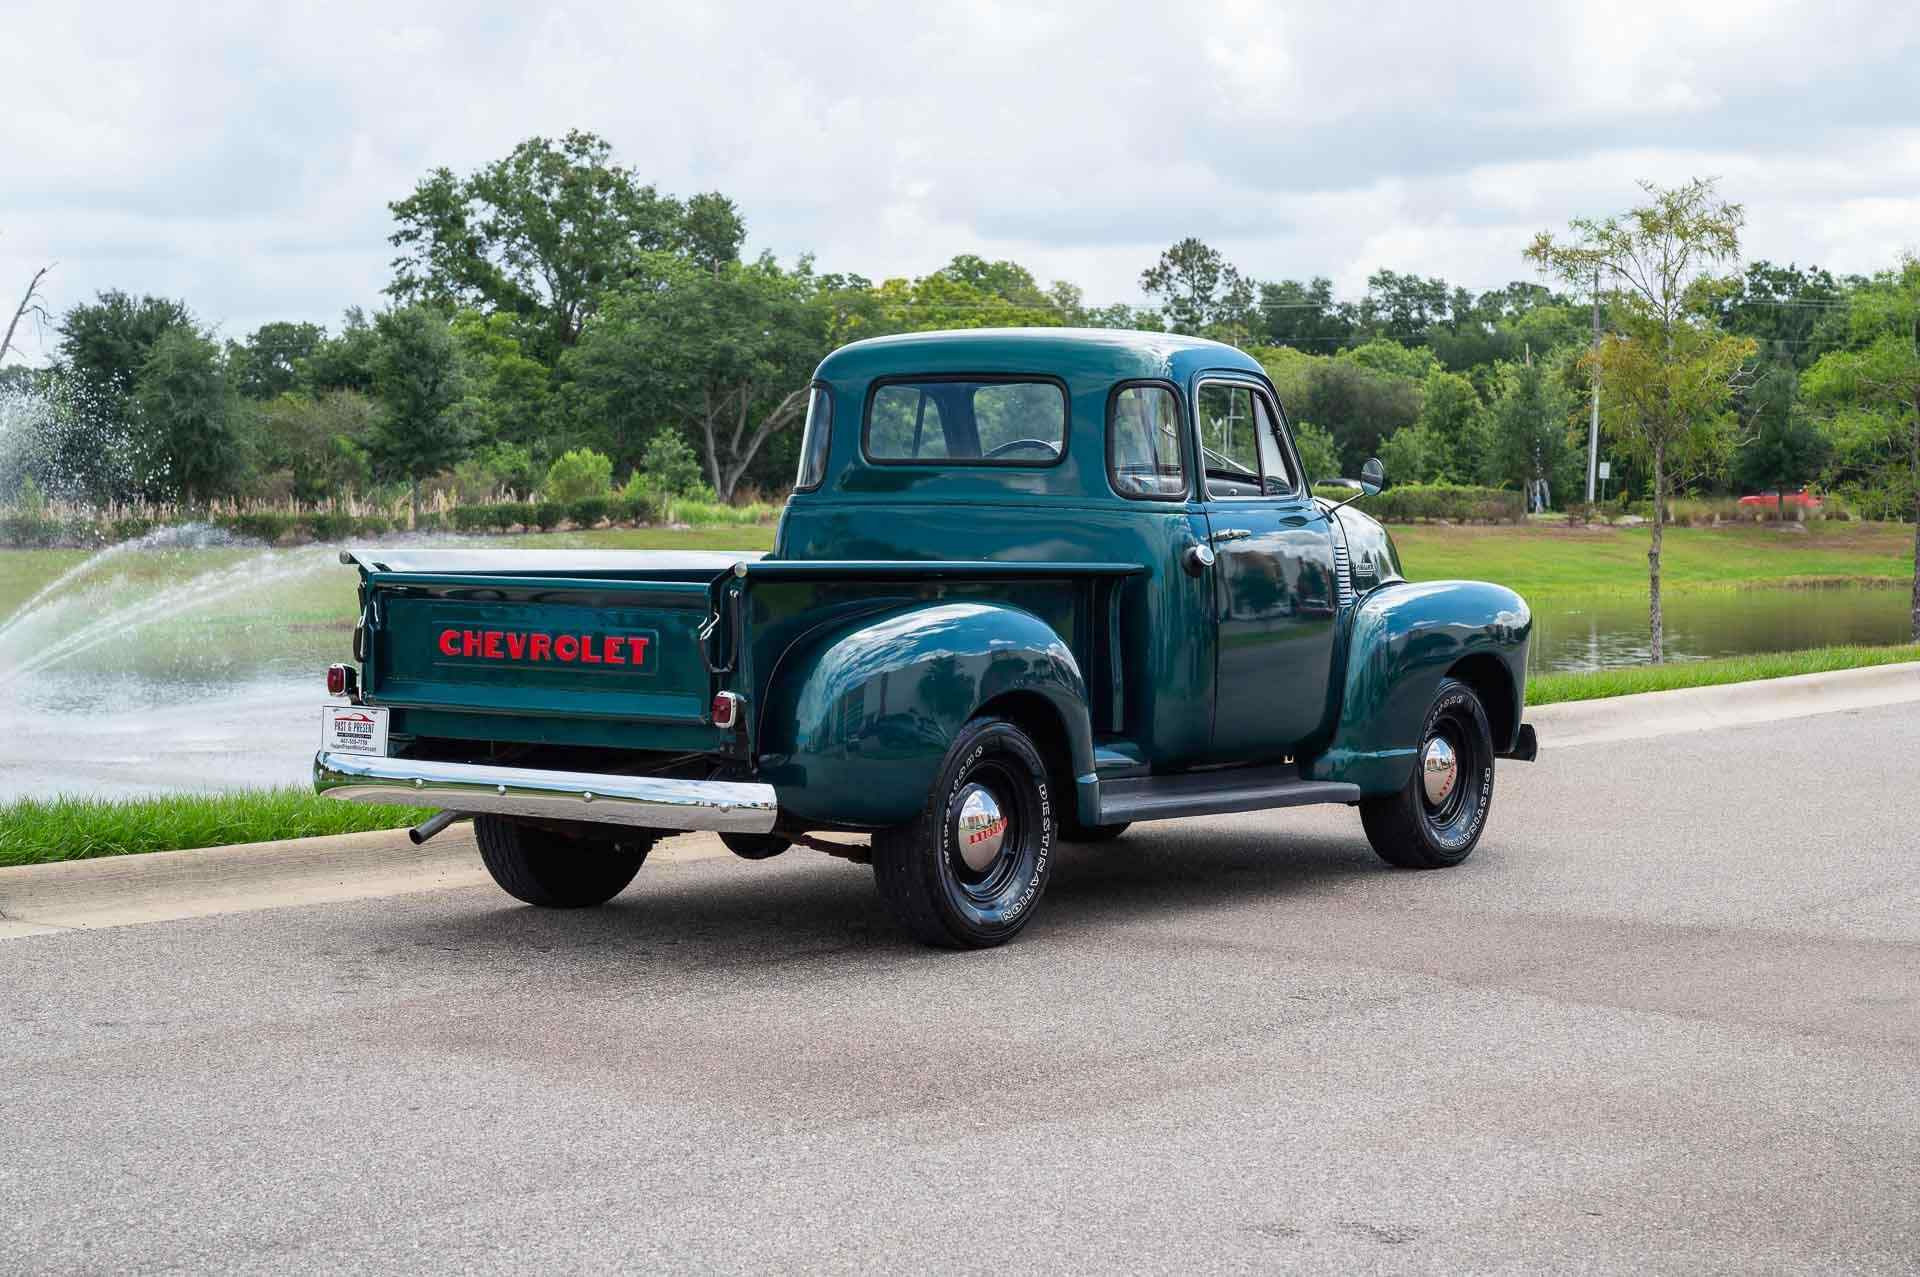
left=322, top=703, right=389, bottom=756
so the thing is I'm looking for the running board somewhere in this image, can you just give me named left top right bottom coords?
left=1094, top=764, right=1362, bottom=825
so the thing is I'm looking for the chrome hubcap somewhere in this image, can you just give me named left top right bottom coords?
left=955, top=785, right=1009, bottom=872
left=1421, top=736, right=1459, bottom=807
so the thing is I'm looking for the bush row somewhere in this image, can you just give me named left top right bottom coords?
left=1311, top=483, right=1526, bottom=524
left=0, top=494, right=674, bottom=548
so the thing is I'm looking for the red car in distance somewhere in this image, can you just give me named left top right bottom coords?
left=1738, top=489, right=1823, bottom=511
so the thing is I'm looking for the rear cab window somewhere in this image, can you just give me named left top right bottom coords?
left=1107, top=382, right=1189, bottom=500
left=865, top=378, right=1067, bottom=465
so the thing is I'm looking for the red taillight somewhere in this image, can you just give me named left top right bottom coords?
left=326, top=664, right=356, bottom=698
left=711, top=691, right=743, bottom=730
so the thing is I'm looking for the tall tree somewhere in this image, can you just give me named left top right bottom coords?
left=229, top=320, right=327, bottom=399
left=1257, top=277, right=1356, bottom=351
left=1141, top=238, right=1248, bottom=336
left=1733, top=366, right=1828, bottom=517
left=682, top=192, right=747, bottom=275
left=132, top=326, right=238, bottom=505
left=1485, top=359, right=1576, bottom=501
left=386, top=130, right=686, bottom=362
left=369, top=306, right=470, bottom=519
left=563, top=253, right=827, bottom=501
left=1527, top=177, right=1755, bottom=662
left=1800, top=254, right=1920, bottom=639
left=54, top=291, right=194, bottom=501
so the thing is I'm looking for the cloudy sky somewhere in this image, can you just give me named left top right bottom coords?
left=4, top=0, right=1918, bottom=363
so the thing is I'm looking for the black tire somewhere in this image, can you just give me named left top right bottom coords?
left=1060, top=816, right=1130, bottom=843
left=720, top=832, right=791, bottom=860
left=474, top=815, right=653, bottom=908
left=1360, top=676, right=1495, bottom=869
left=871, top=717, right=1057, bottom=949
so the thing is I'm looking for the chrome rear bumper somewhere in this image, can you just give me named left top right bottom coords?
left=313, top=751, right=779, bottom=835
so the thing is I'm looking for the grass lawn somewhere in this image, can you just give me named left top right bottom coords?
left=1527, top=643, right=1920, bottom=706
left=0, top=789, right=419, bottom=867
left=1392, top=521, right=1913, bottom=597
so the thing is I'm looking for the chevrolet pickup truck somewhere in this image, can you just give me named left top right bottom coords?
left=316, top=329, right=1536, bottom=948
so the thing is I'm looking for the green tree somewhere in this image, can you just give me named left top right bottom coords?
left=1527, top=177, right=1756, bottom=661
left=1299, top=358, right=1422, bottom=472
left=55, top=291, right=194, bottom=500
left=1413, top=369, right=1490, bottom=482
left=229, top=321, right=326, bottom=399
left=681, top=192, right=747, bottom=274
left=1801, top=254, right=1920, bottom=637
left=132, top=326, right=239, bottom=505
left=1733, top=367, right=1828, bottom=517
left=1484, top=359, right=1576, bottom=504
left=1257, top=277, right=1356, bottom=352
left=386, top=130, right=686, bottom=362
left=448, top=308, right=550, bottom=448
left=868, top=272, right=1064, bottom=334
left=1141, top=238, right=1250, bottom=337
left=369, top=306, right=470, bottom=518
left=246, top=389, right=377, bottom=503
left=300, top=308, right=380, bottom=394
left=543, top=447, right=613, bottom=502
left=564, top=253, right=828, bottom=501
left=1290, top=420, right=1341, bottom=486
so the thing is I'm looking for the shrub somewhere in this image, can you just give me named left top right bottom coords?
left=450, top=505, right=496, bottom=533
left=498, top=501, right=534, bottom=531
left=544, top=448, right=614, bottom=503
left=626, top=431, right=706, bottom=501
left=611, top=492, right=656, bottom=525
left=109, top=516, right=156, bottom=543
left=1309, top=483, right=1523, bottom=524
left=306, top=511, right=356, bottom=542
left=532, top=501, right=566, bottom=531
left=0, top=514, right=63, bottom=548
left=568, top=497, right=610, bottom=528
left=222, top=511, right=296, bottom=544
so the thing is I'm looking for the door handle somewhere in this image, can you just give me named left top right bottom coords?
left=1209, top=528, right=1253, bottom=543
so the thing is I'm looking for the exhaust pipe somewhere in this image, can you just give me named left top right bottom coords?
left=407, top=809, right=465, bottom=845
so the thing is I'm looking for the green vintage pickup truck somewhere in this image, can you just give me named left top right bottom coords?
left=317, top=329, right=1535, bottom=947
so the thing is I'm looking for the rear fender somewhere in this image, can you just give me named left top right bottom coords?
left=757, top=600, right=1093, bottom=829
left=1305, top=581, right=1531, bottom=797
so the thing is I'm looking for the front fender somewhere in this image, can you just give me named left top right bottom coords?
left=757, top=600, right=1092, bottom=829
left=1305, top=580, right=1531, bottom=797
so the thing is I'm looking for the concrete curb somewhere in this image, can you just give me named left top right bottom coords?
left=0, top=825, right=733, bottom=939
left=1528, top=660, right=1920, bottom=749
left=5, top=662, right=1915, bottom=939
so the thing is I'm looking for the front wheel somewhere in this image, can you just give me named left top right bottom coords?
left=1359, top=677, right=1495, bottom=869
left=871, top=717, right=1057, bottom=948
left=475, top=815, right=653, bottom=907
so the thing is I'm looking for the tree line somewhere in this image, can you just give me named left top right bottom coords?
left=1, top=131, right=1915, bottom=564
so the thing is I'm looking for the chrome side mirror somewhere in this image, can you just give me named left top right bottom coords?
left=1360, top=457, right=1386, bottom=496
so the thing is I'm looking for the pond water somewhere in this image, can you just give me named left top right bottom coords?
left=1, top=533, right=1912, bottom=800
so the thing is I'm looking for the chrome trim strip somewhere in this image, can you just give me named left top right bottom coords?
left=313, top=751, right=779, bottom=835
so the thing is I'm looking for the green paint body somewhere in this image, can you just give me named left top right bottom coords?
left=343, top=330, right=1531, bottom=831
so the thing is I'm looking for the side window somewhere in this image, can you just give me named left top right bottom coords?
left=1108, top=383, right=1187, bottom=499
left=1196, top=382, right=1262, bottom=497
left=868, top=385, right=948, bottom=460
left=1253, top=394, right=1296, bottom=496
left=792, top=385, right=834, bottom=491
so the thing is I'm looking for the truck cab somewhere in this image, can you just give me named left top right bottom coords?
left=317, top=329, right=1535, bottom=948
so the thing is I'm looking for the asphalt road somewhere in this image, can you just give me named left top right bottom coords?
left=4, top=704, right=1918, bottom=1274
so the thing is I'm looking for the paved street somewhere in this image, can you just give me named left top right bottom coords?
left=4, top=703, right=1918, bottom=1273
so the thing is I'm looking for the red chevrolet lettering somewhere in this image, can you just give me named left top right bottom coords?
left=605, top=636, right=625, bottom=665
left=555, top=635, right=579, bottom=662
left=628, top=635, right=649, bottom=667
left=462, top=630, right=482, bottom=657
left=438, top=629, right=459, bottom=657
left=529, top=633, right=552, bottom=661
left=581, top=634, right=602, bottom=663
left=506, top=633, right=527, bottom=659
left=483, top=630, right=503, bottom=659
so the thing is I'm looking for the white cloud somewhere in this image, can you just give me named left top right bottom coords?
left=2, top=0, right=1917, bottom=365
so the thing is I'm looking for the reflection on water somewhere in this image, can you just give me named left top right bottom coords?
left=1527, top=586, right=1912, bottom=672
left=1, top=533, right=1913, bottom=801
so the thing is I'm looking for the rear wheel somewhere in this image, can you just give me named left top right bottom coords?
left=1359, top=677, right=1495, bottom=869
left=871, top=717, right=1057, bottom=949
left=474, top=815, right=653, bottom=907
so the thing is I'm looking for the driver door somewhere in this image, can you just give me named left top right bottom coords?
left=1194, top=377, right=1340, bottom=761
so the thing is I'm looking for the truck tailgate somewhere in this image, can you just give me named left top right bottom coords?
left=365, top=573, right=718, bottom=725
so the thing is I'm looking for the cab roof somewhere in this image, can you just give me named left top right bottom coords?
left=813, top=327, right=1265, bottom=386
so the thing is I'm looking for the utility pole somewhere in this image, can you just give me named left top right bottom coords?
left=1586, top=266, right=1601, bottom=503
